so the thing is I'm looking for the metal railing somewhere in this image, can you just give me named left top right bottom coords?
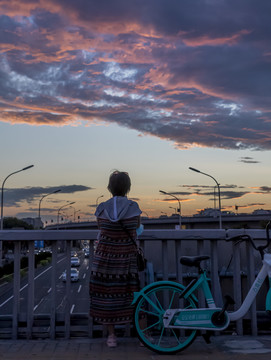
left=0, top=228, right=270, bottom=339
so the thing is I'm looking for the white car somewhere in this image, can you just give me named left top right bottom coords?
left=62, top=268, right=79, bottom=282
left=71, top=250, right=78, bottom=257
left=71, top=256, right=80, bottom=267
left=84, top=249, right=90, bottom=258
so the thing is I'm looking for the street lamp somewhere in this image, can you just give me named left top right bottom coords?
left=96, top=195, right=104, bottom=207
left=38, top=189, right=61, bottom=223
left=169, top=206, right=177, bottom=214
left=0, top=165, right=34, bottom=266
left=159, top=190, right=182, bottom=228
left=189, top=167, right=222, bottom=229
left=70, top=206, right=81, bottom=222
left=1, top=165, right=34, bottom=230
left=57, top=202, right=75, bottom=228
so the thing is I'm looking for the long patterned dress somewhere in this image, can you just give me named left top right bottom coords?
left=89, top=216, right=140, bottom=324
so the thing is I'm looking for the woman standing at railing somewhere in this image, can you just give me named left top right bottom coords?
left=89, top=170, right=142, bottom=348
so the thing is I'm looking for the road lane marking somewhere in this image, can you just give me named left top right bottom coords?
left=70, top=304, right=75, bottom=314
left=0, top=256, right=66, bottom=308
left=47, top=287, right=52, bottom=294
left=83, top=273, right=86, bottom=279
left=78, top=285, right=82, bottom=293
left=34, top=298, right=44, bottom=311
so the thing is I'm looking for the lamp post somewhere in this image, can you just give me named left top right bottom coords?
left=159, top=190, right=182, bottom=228
left=38, top=189, right=61, bottom=225
left=0, top=165, right=34, bottom=266
left=70, top=206, right=81, bottom=222
left=96, top=195, right=104, bottom=207
left=189, top=167, right=222, bottom=229
left=169, top=206, right=177, bottom=214
left=57, top=202, right=75, bottom=229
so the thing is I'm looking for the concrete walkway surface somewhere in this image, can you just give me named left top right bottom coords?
left=0, top=335, right=271, bottom=360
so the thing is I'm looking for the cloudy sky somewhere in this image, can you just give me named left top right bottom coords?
left=1, top=0, right=271, bottom=223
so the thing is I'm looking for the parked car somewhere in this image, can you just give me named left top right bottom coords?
left=62, top=268, right=79, bottom=282
left=71, top=256, right=80, bottom=267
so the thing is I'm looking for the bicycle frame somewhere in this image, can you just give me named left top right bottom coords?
left=229, top=253, right=271, bottom=321
left=163, top=253, right=271, bottom=330
left=163, top=269, right=231, bottom=331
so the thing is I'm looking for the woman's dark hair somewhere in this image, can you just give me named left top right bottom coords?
left=107, top=170, right=131, bottom=196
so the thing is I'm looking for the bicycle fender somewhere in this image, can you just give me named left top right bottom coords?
left=132, top=280, right=198, bottom=305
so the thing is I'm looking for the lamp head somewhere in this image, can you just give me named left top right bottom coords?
left=159, top=190, right=167, bottom=195
left=22, top=165, right=34, bottom=171
left=189, top=167, right=201, bottom=173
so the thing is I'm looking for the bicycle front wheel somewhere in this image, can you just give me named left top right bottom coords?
left=133, top=282, right=198, bottom=354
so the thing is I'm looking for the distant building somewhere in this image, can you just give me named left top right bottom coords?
left=194, top=208, right=235, bottom=217
left=252, top=209, right=271, bottom=215
left=22, top=217, right=43, bottom=229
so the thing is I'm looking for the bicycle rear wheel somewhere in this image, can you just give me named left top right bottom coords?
left=133, top=282, right=197, bottom=354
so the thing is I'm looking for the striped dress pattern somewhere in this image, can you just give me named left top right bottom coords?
left=89, top=216, right=140, bottom=324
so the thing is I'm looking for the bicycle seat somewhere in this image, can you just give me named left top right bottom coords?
left=180, top=255, right=210, bottom=267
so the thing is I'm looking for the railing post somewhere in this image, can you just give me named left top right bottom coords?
left=50, top=240, right=57, bottom=339
left=88, top=240, right=94, bottom=338
left=246, top=241, right=257, bottom=335
left=65, top=240, right=71, bottom=339
left=197, top=239, right=205, bottom=309
left=12, top=241, right=21, bottom=339
left=210, top=239, right=223, bottom=307
left=27, top=240, right=35, bottom=339
left=233, top=241, right=243, bottom=334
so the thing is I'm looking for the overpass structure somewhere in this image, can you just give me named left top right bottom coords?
left=45, top=212, right=271, bottom=231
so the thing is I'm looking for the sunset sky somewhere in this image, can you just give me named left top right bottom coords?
left=1, top=0, right=271, bottom=223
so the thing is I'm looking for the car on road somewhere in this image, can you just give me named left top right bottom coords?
left=84, top=249, right=90, bottom=258
left=62, top=268, right=79, bottom=282
left=71, top=256, right=80, bottom=267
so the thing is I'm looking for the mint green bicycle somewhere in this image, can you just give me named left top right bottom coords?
left=132, top=222, right=271, bottom=354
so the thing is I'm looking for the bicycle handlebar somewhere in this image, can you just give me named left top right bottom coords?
left=226, top=221, right=271, bottom=256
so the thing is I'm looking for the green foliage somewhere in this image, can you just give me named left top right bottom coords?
left=0, top=251, right=52, bottom=278
left=0, top=262, right=14, bottom=278
left=34, top=251, right=51, bottom=267
left=39, top=260, right=48, bottom=267
left=20, top=269, right=27, bottom=277
left=3, top=217, right=34, bottom=230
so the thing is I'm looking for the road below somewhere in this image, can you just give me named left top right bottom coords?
left=0, top=251, right=91, bottom=315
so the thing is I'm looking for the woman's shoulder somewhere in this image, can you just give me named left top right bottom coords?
left=125, top=199, right=141, bottom=217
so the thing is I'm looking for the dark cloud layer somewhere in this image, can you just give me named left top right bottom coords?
left=3, top=185, right=92, bottom=207
left=1, top=1, right=271, bottom=149
left=159, top=183, right=271, bottom=203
